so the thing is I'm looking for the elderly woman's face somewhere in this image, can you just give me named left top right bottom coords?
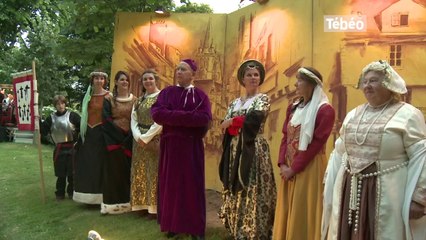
left=361, top=71, right=392, bottom=106
left=176, top=62, right=193, bottom=87
left=242, top=68, right=261, bottom=91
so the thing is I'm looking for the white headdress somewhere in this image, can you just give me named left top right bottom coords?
left=359, top=60, right=407, bottom=94
left=290, top=67, right=329, bottom=151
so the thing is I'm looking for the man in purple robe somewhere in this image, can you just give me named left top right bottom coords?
left=151, top=59, right=212, bottom=240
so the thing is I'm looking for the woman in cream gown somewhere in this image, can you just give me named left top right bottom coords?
left=322, top=60, right=426, bottom=240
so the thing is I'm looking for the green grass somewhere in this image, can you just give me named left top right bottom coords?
left=0, top=143, right=227, bottom=240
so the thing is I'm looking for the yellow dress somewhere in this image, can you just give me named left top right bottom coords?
left=273, top=103, right=335, bottom=240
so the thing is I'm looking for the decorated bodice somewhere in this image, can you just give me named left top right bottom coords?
left=344, top=101, right=404, bottom=173
left=224, top=93, right=270, bottom=134
left=285, top=116, right=301, bottom=166
left=135, top=94, right=158, bottom=134
left=88, top=93, right=109, bottom=127
left=110, top=96, right=137, bottom=132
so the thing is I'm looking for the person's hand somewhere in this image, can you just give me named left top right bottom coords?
left=221, top=118, right=233, bottom=129
left=279, top=164, right=296, bottom=181
left=409, top=201, right=425, bottom=219
left=137, top=139, right=146, bottom=148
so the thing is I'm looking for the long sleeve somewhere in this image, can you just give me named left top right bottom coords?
left=131, top=105, right=162, bottom=143
left=278, top=104, right=293, bottom=167
left=403, top=107, right=426, bottom=207
left=40, top=115, right=52, bottom=136
left=291, top=104, right=335, bottom=173
left=151, top=88, right=212, bottom=127
left=69, top=111, right=81, bottom=132
left=412, top=159, right=426, bottom=206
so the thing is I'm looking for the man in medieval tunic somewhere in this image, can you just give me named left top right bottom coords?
left=151, top=59, right=212, bottom=240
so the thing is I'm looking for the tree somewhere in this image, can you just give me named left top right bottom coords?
left=175, top=2, right=213, bottom=13
left=0, top=0, right=214, bottom=110
left=0, top=0, right=62, bottom=50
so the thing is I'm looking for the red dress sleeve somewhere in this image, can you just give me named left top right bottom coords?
left=291, top=104, right=335, bottom=173
left=277, top=104, right=294, bottom=167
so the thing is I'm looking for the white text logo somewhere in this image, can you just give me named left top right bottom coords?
left=324, top=15, right=367, bottom=32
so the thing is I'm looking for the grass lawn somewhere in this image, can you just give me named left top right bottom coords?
left=0, top=142, right=227, bottom=240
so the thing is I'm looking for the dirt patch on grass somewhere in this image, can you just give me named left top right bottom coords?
left=206, top=189, right=224, bottom=229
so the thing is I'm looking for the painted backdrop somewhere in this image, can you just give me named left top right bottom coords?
left=111, top=0, right=426, bottom=190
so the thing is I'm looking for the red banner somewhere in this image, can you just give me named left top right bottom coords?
left=12, top=70, right=35, bottom=131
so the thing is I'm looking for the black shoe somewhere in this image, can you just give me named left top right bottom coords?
left=55, top=195, right=65, bottom=201
left=166, top=232, right=176, bottom=238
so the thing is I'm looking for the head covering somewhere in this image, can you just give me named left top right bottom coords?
left=298, top=67, right=323, bottom=86
left=358, top=60, right=407, bottom=94
left=181, top=59, right=198, bottom=72
left=80, top=85, right=92, bottom=143
left=89, top=71, right=108, bottom=79
left=290, top=67, right=329, bottom=151
left=237, top=59, right=266, bottom=86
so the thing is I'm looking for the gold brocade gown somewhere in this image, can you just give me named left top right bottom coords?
left=130, top=94, right=160, bottom=213
left=219, top=94, right=277, bottom=240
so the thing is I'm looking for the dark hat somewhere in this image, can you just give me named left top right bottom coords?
left=181, top=59, right=198, bottom=72
left=237, top=59, right=265, bottom=86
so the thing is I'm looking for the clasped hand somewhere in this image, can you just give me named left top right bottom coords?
left=279, top=164, right=296, bottom=181
left=221, top=118, right=233, bottom=129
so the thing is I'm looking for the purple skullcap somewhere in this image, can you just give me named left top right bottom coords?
left=181, top=59, right=198, bottom=72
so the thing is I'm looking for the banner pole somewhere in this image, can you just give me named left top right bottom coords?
left=33, top=60, right=46, bottom=203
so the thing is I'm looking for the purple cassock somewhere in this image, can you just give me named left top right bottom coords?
left=151, top=85, right=212, bottom=236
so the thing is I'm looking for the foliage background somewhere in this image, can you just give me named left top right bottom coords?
left=0, top=0, right=213, bottom=114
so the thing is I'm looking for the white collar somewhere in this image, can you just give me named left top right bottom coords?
left=144, top=91, right=160, bottom=98
left=177, top=84, right=194, bottom=89
left=116, top=93, right=134, bottom=102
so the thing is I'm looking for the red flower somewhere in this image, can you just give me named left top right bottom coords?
left=227, top=116, right=245, bottom=136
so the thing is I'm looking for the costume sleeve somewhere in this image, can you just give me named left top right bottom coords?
left=131, top=105, right=162, bottom=144
left=223, top=100, right=235, bottom=121
left=131, top=103, right=141, bottom=141
left=278, top=104, right=293, bottom=167
left=403, top=107, right=426, bottom=207
left=412, top=157, right=426, bottom=207
left=291, top=104, right=335, bottom=173
left=69, top=111, right=81, bottom=132
left=253, top=94, right=270, bottom=112
left=151, top=90, right=212, bottom=127
left=40, top=115, right=52, bottom=136
left=139, top=123, right=162, bottom=144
